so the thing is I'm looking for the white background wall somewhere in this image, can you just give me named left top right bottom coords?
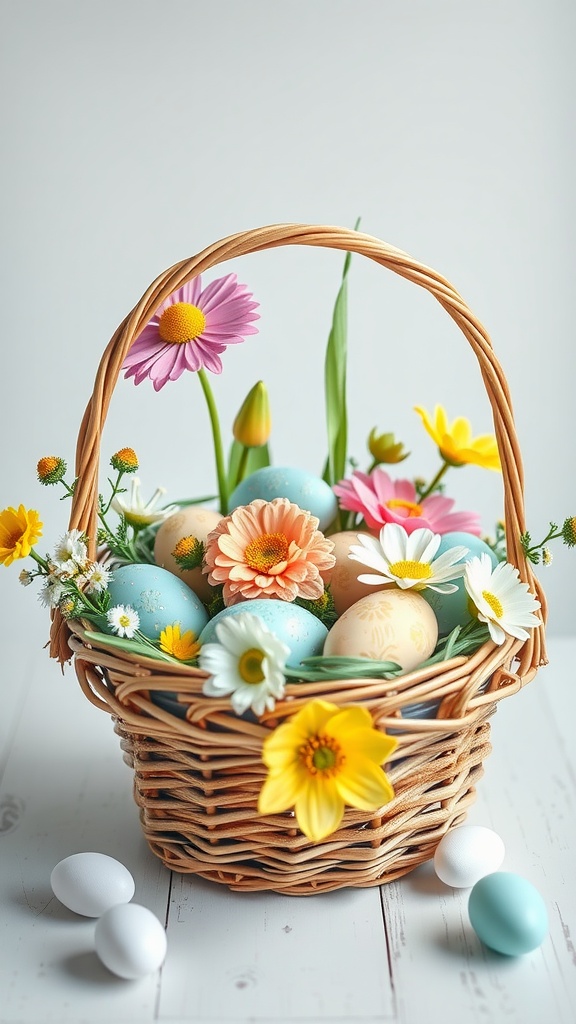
left=1, top=0, right=574, bottom=657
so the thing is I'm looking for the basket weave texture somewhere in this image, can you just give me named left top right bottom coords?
left=50, top=224, right=547, bottom=895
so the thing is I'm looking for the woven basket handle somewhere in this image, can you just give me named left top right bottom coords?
left=56, top=223, right=546, bottom=674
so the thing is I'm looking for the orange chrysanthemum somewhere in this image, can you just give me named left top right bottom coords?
left=203, top=498, right=335, bottom=605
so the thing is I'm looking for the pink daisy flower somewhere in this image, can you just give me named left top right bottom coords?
left=122, top=274, right=260, bottom=391
left=203, top=498, right=336, bottom=605
left=333, top=467, right=482, bottom=536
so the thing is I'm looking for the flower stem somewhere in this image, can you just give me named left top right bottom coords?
left=233, top=445, right=250, bottom=490
left=198, top=368, right=229, bottom=515
left=418, top=460, right=450, bottom=501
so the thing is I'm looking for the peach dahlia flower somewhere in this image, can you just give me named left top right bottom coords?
left=203, top=498, right=335, bottom=605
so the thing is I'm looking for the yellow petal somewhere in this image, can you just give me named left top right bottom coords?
left=336, top=758, right=395, bottom=811
left=450, top=416, right=472, bottom=447
left=337, top=725, right=398, bottom=764
left=258, top=762, right=305, bottom=814
left=294, top=776, right=345, bottom=842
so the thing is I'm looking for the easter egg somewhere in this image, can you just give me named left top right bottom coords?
left=106, top=563, right=208, bottom=640
left=199, top=599, right=328, bottom=668
left=154, top=505, right=222, bottom=603
left=95, top=903, right=167, bottom=979
left=329, top=530, right=391, bottom=616
left=323, top=589, right=438, bottom=671
left=422, top=532, right=500, bottom=636
left=50, top=852, right=135, bottom=918
left=229, top=466, right=338, bottom=532
left=433, top=825, right=505, bottom=888
left=468, top=872, right=548, bottom=955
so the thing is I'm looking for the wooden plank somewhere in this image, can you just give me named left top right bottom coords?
left=0, top=653, right=172, bottom=1023
left=159, top=875, right=395, bottom=1022
left=381, top=642, right=576, bottom=1024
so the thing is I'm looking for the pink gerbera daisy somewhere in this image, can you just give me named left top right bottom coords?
left=333, top=467, right=482, bottom=536
left=203, top=498, right=336, bottom=605
left=122, top=274, right=260, bottom=391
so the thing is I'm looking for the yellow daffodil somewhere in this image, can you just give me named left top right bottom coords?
left=233, top=380, right=271, bottom=448
left=258, top=699, right=397, bottom=842
left=159, top=622, right=201, bottom=661
left=0, top=505, right=43, bottom=566
left=414, top=405, right=501, bottom=471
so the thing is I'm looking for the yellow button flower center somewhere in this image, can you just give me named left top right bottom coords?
left=300, top=734, right=344, bottom=777
left=386, top=499, right=424, bottom=518
left=238, top=648, right=266, bottom=684
left=482, top=589, right=504, bottom=618
left=158, top=302, right=206, bottom=344
left=118, top=613, right=132, bottom=629
left=244, top=532, right=289, bottom=573
left=388, top=560, right=433, bottom=580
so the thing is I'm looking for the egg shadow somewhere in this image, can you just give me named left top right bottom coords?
left=403, top=862, right=448, bottom=897
left=60, top=949, right=131, bottom=985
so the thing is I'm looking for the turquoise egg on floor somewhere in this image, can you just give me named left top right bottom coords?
left=468, top=872, right=548, bottom=956
left=423, top=532, right=499, bottom=636
left=229, top=466, right=338, bottom=532
left=106, top=563, right=208, bottom=640
left=199, top=599, right=328, bottom=668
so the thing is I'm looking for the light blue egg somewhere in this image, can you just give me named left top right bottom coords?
left=106, top=563, right=208, bottom=640
left=468, top=872, right=548, bottom=956
left=423, top=532, right=500, bottom=636
left=199, top=599, right=328, bottom=668
left=229, top=466, right=338, bottom=532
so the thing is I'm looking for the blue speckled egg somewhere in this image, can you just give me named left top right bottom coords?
left=106, top=563, right=208, bottom=640
left=229, top=466, right=338, bottom=532
left=423, top=532, right=500, bottom=636
left=468, top=872, right=548, bottom=956
left=199, top=599, right=327, bottom=668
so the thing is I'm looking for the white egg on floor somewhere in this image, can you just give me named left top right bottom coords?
left=95, top=903, right=167, bottom=979
left=433, top=825, right=505, bottom=888
left=50, top=852, right=135, bottom=917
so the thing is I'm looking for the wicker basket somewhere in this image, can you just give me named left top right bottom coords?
left=50, top=224, right=547, bottom=895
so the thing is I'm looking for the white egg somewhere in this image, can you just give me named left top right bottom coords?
left=50, top=852, right=135, bottom=917
left=433, top=825, right=505, bottom=888
left=95, top=903, right=168, bottom=979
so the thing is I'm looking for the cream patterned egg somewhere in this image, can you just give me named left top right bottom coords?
left=328, top=530, right=390, bottom=615
left=154, top=505, right=222, bottom=603
left=323, top=588, right=438, bottom=671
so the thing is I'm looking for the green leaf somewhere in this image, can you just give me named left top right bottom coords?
left=323, top=218, right=360, bottom=492
left=227, top=440, right=271, bottom=492
left=83, top=629, right=189, bottom=666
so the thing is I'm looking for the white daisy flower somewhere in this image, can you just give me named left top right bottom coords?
left=111, top=477, right=178, bottom=529
left=107, top=604, right=140, bottom=638
left=52, top=529, right=89, bottom=574
left=463, top=554, right=541, bottom=644
left=349, top=523, right=469, bottom=593
left=198, top=612, right=290, bottom=717
left=83, top=562, right=113, bottom=594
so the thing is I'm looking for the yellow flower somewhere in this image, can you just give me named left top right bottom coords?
left=0, top=505, right=43, bottom=566
left=233, top=381, right=271, bottom=448
left=159, top=622, right=200, bottom=661
left=110, top=447, right=139, bottom=473
left=37, top=456, right=67, bottom=485
left=414, top=405, right=501, bottom=471
left=258, top=699, right=397, bottom=842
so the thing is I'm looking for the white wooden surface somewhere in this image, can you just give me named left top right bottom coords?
left=1, top=634, right=575, bottom=1024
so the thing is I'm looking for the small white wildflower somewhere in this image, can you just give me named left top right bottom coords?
left=111, top=477, right=178, bottom=528
left=107, top=604, right=140, bottom=638
left=84, top=562, right=113, bottom=594
left=52, top=529, right=89, bottom=574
